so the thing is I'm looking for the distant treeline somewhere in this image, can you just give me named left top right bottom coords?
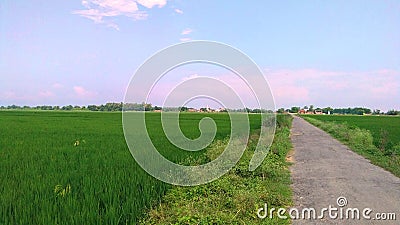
left=0, top=103, right=273, bottom=113
left=278, top=105, right=399, bottom=115
left=1, top=103, right=398, bottom=115
left=0, top=103, right=151, bottom=112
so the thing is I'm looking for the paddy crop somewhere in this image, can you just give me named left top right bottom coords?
left=0, top=111, right=263, bottom=224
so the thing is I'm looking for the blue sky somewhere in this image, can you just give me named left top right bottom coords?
left=1, top=0, right=399, bottom=111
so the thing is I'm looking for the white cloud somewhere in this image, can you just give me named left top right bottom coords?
left=174, top=8, right=183, bottom=14
left=2, top=91, right=17, bottom=99
left=52, top=83, right=63, bottom=89
left=136, top=0, right=167, bottom=8
left=106, top=23, right=121, bottom=31
left=181, top=28, right=193, bottom=35
left=179, top=37, right=191, bottom=42
left=72, top=0, right=168, bottom=30
left=265, top=68, right=400, bottom=110
left=39, top=90, right=55, bottom=98
left=73, top=86, right=96, bottom=98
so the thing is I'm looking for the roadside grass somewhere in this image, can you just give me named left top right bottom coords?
left=302, top=116, right=400, bottom=177
left=301, top=115, right=400, bottom=153
left=140, top=114, right=293, bottom=224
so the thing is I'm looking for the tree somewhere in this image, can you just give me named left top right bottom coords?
left=322, top=107, right=333, bottom=114
left=62, top=105, right=73, bottom=110
left=144, top=103, right=152, bottom=111
left=277, top=108, right=285, bottom=113
left=87, top=105, right=98, bottom=111
left=179, top=106, right=188, bottom=112
left=387, top=110, right=399, bottom=115
left=290, top=106, right=300, bottom=113
left=372, top=109, right=381, bottom=115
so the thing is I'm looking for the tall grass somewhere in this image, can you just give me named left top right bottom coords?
left=141, top=114, right=294, bottom=224
left=0, top=111, right=262, bottom=224
left=301, top=115, right=400, bottom=154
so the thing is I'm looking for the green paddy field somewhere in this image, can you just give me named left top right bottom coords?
left=0, top=111, right=293, bottom=224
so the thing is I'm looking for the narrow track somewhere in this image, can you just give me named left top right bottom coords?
left=290, top=116, right=400, bottom=224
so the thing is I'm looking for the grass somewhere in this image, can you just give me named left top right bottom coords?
left=0, top=111, right=264, bottom=224
left=301, top=115, right=400, bottom=177
left=140, top=114, right=294, bottom=224
left=301, top=115, right=400, bottom=149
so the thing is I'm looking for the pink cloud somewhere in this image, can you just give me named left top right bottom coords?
left=270, top=85, right=310, bottom=107
left=39, top=90, right=55, bottom=98
left=73, top=86, right=97, bottom=98
left=179, top=37, right=191, bottom=42
left=174, top=8, right=183, bottom=14
left=181, top=28, right=193, bottom=35
left=180, top=28, right=193, bottom=42
left=72, top=0, right=168, bottom=30
left=1, top=91, right=36, bottom=102
left=126, top=66, right=400, bottom=111
left=0, top=90, right=56, bottom=102
left=370, top=82, right=398, bottom=96
left=265, top=68, right=400, bottom=109
left=2, top=91, right=17, bottom=100
left=52, top=83, right=63, bottom=89
left=136, top=0, right=167, bottom=8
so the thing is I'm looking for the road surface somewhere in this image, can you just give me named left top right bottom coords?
left=290, top=116, right=400, bottom=224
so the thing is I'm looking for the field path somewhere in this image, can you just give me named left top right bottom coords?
left=290, top=116, right=400, bottom=224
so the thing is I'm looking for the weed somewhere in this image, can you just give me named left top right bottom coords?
left=140, top=115, right=293, bottom=224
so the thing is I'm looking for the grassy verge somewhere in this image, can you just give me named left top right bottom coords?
left=140, top=114, right=293, bottom=224
left=302, top=116, right=400, bottom=177
left=300, top=114, right=400, bottom=153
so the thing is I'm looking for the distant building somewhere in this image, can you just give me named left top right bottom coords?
left=188, top=108, right=198, bottom=112
left=298, top=109, right=306, bottom=114
left=315, top=110, right=323, bottom=114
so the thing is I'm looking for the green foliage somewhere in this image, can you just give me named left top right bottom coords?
left=277, top=108, right=285, bottom=113
left=290, top=107, right=300, bottom=113
left=302, top=114, right=400, bottom=154
left=386, top=109, right=400, bottom=115
left=331, top=107, right=371, bottom=115
left=0, top=111, right=263, bottom=224
left=141, top=115, right=294, bottom=224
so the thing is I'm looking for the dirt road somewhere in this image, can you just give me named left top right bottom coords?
left=290, top=116, right=400, bottom=224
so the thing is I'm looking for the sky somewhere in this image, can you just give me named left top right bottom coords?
left=1, top=0, right=399, bottom=111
